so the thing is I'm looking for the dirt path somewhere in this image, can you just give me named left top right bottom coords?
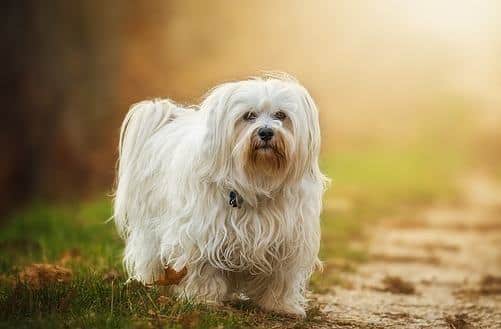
left=316, top=174, right=501, bottom=328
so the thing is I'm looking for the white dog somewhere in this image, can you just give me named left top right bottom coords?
left=113, top=74, right=327, bottom=317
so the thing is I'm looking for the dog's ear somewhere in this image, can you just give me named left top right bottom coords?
left=199, top=82, right=239, bottom=184
left=294, top=85, right=329, bottom=188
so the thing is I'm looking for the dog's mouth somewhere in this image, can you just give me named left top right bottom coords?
left=254, top=142, right=274, bottom=151
left=246, top=136, right=290, bottom=176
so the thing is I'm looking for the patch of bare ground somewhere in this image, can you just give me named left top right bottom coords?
left=317, top=174, right=501, bottom=328
left=370, top=253, right=441, bottom=265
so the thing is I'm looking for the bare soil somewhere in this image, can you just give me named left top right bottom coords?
left=315, top=174, right=501, bottom=328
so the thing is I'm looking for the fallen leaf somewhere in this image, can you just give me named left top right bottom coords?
left=177, top=310, right=201, bottom=328
left=18, top=263, right=72, bottom=289
left=156, top=295, right=171, bottom=305
left=59, top=248, right=81, bottom=265
left=379, top=275, right=416, bottom=295
left=478, top=274, right=501, bottom=295
left=154, top=267, right=187, bottom=286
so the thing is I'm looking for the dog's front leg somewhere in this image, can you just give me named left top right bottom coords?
left=247, top=269, right=308, bottom=318
left=171, top=263, right=229, bottom=304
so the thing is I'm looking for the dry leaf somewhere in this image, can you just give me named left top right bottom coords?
left=154, top=267, right=187, bottom=286
left=18, top=263, right=72, bottom=289
left=178, top=310, right=201, bottom=328
left=156, top=295, right=171, bottom=305
left=380, top=275, right=416, bottom=295
left=59, top=248, right=81, bottom=265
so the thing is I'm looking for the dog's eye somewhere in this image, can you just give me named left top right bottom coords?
left=273, top=111, right=287, bottom=121
left=243, top=111, right=257, bottom=121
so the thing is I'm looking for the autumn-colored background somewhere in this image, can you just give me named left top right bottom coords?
left=3, top=1, right=501, bottom=216
left=2, top=1, right=501, bottom=327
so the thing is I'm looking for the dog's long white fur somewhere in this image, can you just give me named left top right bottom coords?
left=114, top=74, right=327, bottom=317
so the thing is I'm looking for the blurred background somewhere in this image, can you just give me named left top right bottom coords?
left=2, top=0, right=501, bottom=218
left=1, top=1, right=501, bottom=327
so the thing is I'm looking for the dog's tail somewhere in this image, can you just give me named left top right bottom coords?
left=114, top=99, right=179, bottom=237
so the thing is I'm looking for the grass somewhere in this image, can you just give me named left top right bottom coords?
left=0, top=139, right=467, bottom=328
left=0, top=200, right=329, bottom=328
left=0, top=276, right=255, bottom=328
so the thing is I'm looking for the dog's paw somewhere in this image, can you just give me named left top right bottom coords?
left=259, top=301, right=306, bottom=319
left=278, top=304, right=307, bottom=319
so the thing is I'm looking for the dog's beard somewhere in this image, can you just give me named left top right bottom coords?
left=243, top=132, right=291, bottom=179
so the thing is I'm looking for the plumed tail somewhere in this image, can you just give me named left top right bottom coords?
left=114, top=99, right=179, bottom=238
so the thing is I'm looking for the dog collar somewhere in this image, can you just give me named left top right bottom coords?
left=229, top=190, right=243, bottom=208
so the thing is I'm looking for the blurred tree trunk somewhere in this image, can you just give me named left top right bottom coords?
left=1, top=1, right=176, bottom=218
left=1, top=1, right=124, bottom=217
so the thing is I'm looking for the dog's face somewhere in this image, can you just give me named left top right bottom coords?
left=232, top=97, right=294, bottom=179
left=202, top=77, right=321, bottom=193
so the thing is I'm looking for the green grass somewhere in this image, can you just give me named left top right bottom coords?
left=0, top=201, right=118, bottom=272
left=0, top=200, right=328, bottom=328
left=0, top=140, right=467, bottom=328
left=0, top=276, right=254, bottom=329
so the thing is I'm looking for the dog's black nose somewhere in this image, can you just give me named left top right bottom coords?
left=258, top=127, right=274, bottom=141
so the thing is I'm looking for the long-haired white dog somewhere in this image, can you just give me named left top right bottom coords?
left=113, top=74, right=327, bottom=317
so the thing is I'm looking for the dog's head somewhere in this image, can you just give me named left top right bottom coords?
left=201, top=74, right=322, bottom=197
